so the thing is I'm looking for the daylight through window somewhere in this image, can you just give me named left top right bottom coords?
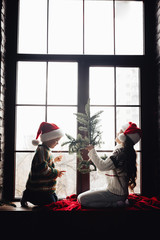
left=15, top=0, right=143, bottom=198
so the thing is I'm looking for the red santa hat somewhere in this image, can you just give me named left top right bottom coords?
left=118, top=122, right=142, bottom=145
left=32, top=122, right=64, bottom=146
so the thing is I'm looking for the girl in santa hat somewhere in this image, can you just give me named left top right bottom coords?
left=78, top=122, right=142, bottom=208
left=21, top=122, right=65, bottom=207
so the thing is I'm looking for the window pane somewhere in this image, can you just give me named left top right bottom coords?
left=90, top=67, right=114, bottom=105
left=90, top=152, right=111, bottom=191
left=91, top=107, right=115, bottom=150
left=18, top=0, right=47, bottom=53
left=85, top=1, right=114, bottom=54
left=115, top=1, right=143, bottom=55
left=17, top=62, right=46, bottom=104
left=116, top=107, right=140, bottom=131
left=16, top=106, right=45, bottom=150
left=15, top=153, right=34, bottom=197
left=116, top=107, right=140, bottom=150
left=48, top=62, right=78, bottom=105
left=15, top=152, right=76, bottom=198
left=48, top=0, right=83, bottom=54
left=54, top=153, right=76, bottom=198
left=116, top=68, right=140, bottom=105
left=47, top=107, right=77, bottom=151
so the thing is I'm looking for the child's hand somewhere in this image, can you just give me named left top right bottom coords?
left=57, top=170, right=66, bottom=178
left=85, top=145, right=94, bottom=151
left=54, top=155, right=63, bottom=163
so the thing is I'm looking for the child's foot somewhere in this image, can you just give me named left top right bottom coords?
left=20, top=198, right=28, bottom=208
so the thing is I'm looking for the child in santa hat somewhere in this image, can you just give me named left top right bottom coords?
left=21, top=122, right=65, bottom=207
left=78, top=122, right=142, bottom=208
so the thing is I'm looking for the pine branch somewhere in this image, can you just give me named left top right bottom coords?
left=90, top=111, right=103, bottom=121
left=78, top=126, right=88, bottom=132
left=85, top=99, right=90, bottom=117
left=61, top=98, right=104, bottom=174
left=74, top=112, right=88, bottom=120
left=75, top=116, right=88, bottom=126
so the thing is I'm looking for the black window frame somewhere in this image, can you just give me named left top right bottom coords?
left=3, top=0, right=158, bottom=200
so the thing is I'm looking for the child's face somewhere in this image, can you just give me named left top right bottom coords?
left=115, top=129, right=123, bottom=144
left=44, top=137, right=61, bottom=149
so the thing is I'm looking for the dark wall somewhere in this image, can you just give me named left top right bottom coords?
left=0, top=0, right=6, bottom=199
left=155, top=0, right=160, bottom=195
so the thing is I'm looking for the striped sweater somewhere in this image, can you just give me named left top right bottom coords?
left=26, top=144, right=59, bottom=193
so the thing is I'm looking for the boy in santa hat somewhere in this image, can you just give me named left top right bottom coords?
left=21, top=122, right=65, bottom=207
left=78, top=122, right=142, bottom=208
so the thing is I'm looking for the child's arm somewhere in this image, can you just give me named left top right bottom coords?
left=57, top=170, right=66, bottom=177
left=36, top=159, right=59, bottom=179
left=88, top=147, right=116, bottom=171
left=54, top=155, right=63, bottom=163
left=35, top=147, right=63, bottom=179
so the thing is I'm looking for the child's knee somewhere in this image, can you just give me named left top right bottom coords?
left=77, top=193, right=82, bottom=204
left=77, top=193, right=89, bottom=206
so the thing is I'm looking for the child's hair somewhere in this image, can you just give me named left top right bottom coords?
left=123, top=136, right=137, bottom=191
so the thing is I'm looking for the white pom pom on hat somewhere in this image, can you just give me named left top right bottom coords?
left=32, top=139, right=40, bottom=146
left=32, top=122, right=64, bottom=146
left=118, top=122, right=142, bottom=145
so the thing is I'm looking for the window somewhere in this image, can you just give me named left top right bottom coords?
left=18, top=0, right=143, bottom=55
left=14, top=0, right=143, bottom=199
left=89, top=67, right=141, bottom=193
left=15, top=62, right=78, bottom=198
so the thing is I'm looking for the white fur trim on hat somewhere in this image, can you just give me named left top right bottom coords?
left=118, top=132, right=140, bottom=145
left=118, top=133, right=126, bottom=143
left=117, top=123, right=129, bottom=143
left=40, top=128, right=64, bottom=142
left=121, top=123, right=130, bottom=132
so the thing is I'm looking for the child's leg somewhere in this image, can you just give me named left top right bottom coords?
left=30, top=192, right=58, bottom=206
left=21, top=189, right=58, bottom=207
left=21, top=190, right=29, bottom=207
left=78, top=189, right=127, bottom=208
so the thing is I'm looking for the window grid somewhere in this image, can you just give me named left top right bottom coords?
left=14, top=0, right=144, bottom=198
left=18, top=0, right=143, bottom=55
left=15, top=61, right=78, bottom=198
left=14, top=59, right=142, bottom=198
left=14, top=61, right=142, bottom=198
left=89, top=66, right=141, bottom=193
left=89, top=66, right=141, bottom=150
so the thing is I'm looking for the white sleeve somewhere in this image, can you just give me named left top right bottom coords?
left=88, top=148, right=116, bottom=171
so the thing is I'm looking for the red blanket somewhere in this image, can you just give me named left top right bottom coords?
left=45, top=194, right=160, bottom=211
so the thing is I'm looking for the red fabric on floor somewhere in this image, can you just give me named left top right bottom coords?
left=44, top=194, right=160, bottom=211
left=127, top=194, right=160, bottom=210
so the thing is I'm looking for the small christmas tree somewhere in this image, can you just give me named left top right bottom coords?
left=61, top=99, right=104, bottom=173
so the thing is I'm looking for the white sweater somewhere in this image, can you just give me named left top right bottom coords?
left=88, top=144, right=128, bottom=196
